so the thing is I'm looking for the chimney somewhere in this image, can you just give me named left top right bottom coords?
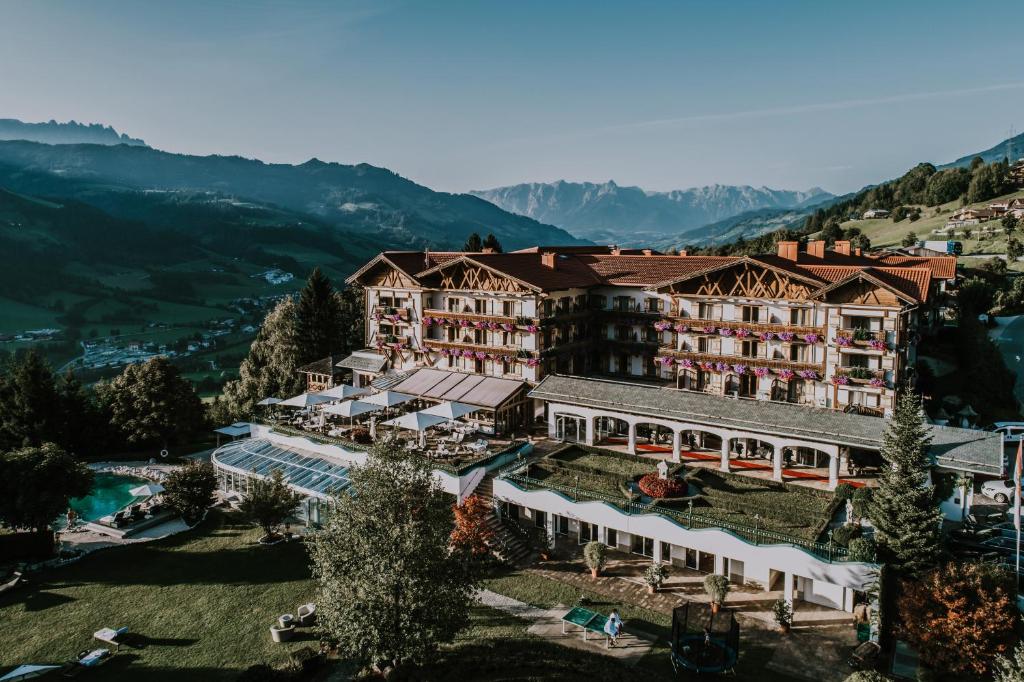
left=855, top=247, right=862, bottom=257
left=481, top=247, right=495, bottom=254
left=806, top=240, right=825, bottom=259
left=541, top=252, right=557, bottom=269
left=834, top=240, right=851, bottom=256
left=642, top=249, right=653, bottom=256
left=776, top=241, right=798, bottom=261
left=678, top=250, right=688, bottom=257
left=610, top=247, right=622, bottom=256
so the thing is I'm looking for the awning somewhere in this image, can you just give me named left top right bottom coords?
left=215, top=423, right=251, bottom=437
left=388, top=368, right=526, bottom=410
left=336, top=351, right=388, bottom=373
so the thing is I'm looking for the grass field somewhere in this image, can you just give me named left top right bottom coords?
left=0, top=511, right=671, bottom=681
left=838, top=188, right=1024, bottom=270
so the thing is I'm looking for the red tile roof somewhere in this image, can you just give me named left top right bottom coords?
left=576, top=254, right=737, bottom=286
left=868, top=254, right=957, bottom=280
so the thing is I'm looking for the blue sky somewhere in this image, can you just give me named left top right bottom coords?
left=1, top=0, right=1022, bottom=194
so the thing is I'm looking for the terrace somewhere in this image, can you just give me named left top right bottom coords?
left=501, top=443, right=845, bottom=557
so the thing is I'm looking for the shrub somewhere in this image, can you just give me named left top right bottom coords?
left=163, top=461, right=217, bottom=524
left=832, top=523, right=862, bottom=547
left=703, top=573, right=730, bottom=605
left=644, top=561, right=669, bottom=588
left=583, top=541, right=607, bottom=573
left=844, top=672, right=889, bottom=682
left=638, top=472, right=687, bottom=498
left=350, top=427, right=372, bottom=444
left=834, top=482, right=855, bottom=501
left=847, top=537, right=876, bottom=562
left=772, top=598, right=792, bottom=628
left=852, top=487, right=873, bottom=520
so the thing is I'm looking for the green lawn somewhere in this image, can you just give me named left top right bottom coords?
left=551, top=447, right=657, bottom=478
left=482, top=568, right=798, bottom=681
left=0, top=511, right=315, bottom=680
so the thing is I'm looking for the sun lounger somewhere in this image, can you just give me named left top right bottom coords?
left=93, top=626, right=128, bottom=650
left=0, top=571, right=23, bottom=595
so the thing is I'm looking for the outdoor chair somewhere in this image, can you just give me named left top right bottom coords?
left=111, top=511, right=131, bottom=528
left=297, top=603, right=317, bottom=626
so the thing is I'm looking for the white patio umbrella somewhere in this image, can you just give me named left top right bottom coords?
left=278, top=393, right=334, bottom=409
left=382, top=411, right=447, bottom=448
left=256, top=397, right=283, bottom=406
left=361, top=390, right=414, bottom=408
left=322, top=400, right=381, bottom=421
left=316, top=384, right=370, bottom=400
left=0, top=665, right=61, bottom=681
left=420, top=401, right=477, bottom=420
left=129, top=483, right=165, bottom=497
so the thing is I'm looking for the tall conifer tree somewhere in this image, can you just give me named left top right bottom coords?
left=296, top=267, right=344, bottom=365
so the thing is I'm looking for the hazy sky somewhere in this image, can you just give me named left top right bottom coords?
left=2, top=0, right=1022, bottom=195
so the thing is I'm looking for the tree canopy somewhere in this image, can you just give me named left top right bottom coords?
left=463, top=232, right=483, bottom=251
left=0, top=442, right=93, bottom=534
left=309, top=439, right=479, bottom=673
left=482, top=233, right=503, bottom=252
left=0, top=350, right=61, bottom=450
left=102, top=356, right=206, bottom=451
left=239, top=469, right=302, bottom=540
left=163, top=461, right=218, bottom=524
left=296, top=267, right=345, bottom=366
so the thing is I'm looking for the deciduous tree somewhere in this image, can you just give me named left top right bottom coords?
left=450, top=493, right=495, bottom=556
left=103, top=357, right=206, bottom=451
left=163, top=461, right=218, bottom=524
left=239, top=469, right=301, bottom=540
left=0, top=443, right=93, bottom=543
left=309, top=440, right=479, bottom=673
left=898, top=562, right=1017, bottom=676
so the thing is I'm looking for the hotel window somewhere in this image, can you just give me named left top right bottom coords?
left=543, top=299, right=554, bottom=317
left=606, top=528, right=618, bottom=548
left=790, top=307, right=810, bottom=325
left=447, top=327, right=457, bottom=341
left=698, top=302, right=715, bottom=320
left=645, top=298, right=663, bottom=313
left=789, top=343, right=809, bottom=362
left=473, top=329, right=484, bottom=344
left=741, top=340, right=760, bottom=359
left=446, top=297, right=461, bottom=312
left=741, top=305, right=760, bottom=323
left=534, top=511, right=546, bottom=529
left=631, top=534, right=654, bottom=557
left=378, top=323, right=396, bottom=337
left=580, top=522, right=598, bottom=544
left=698, top=337, right=719, bottom=354
left=590, top=294, right=607, bottom=310
left=475, top=299, right=488, bottom=314
left=555, top=515, right=569, bottom=535
left=645, top=327, right=660, bottom=343
left=502, top=300, right=517, bottom=317
left=847, top=315, right=870, bottom=331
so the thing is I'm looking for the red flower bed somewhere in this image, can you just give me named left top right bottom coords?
left=638, top=472, right=686, bottom=498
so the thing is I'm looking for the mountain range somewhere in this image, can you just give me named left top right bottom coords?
left=0, top=119, right=147, bottom=147
left=470, top=180, right=833, bottom=245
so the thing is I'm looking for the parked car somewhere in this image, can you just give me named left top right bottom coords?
left=981, top=479, right=1016, bottom=504
left=991, top=422, right=1024, bottom=443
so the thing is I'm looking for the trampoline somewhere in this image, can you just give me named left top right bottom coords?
left=670, top=602, right=739, bottom=675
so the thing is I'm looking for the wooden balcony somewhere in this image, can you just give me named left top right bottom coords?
left=835, top=366, right=886, bottom=386
left=371, top=306, right=413, bottom=322
left=422, top=308, right=536, bottom=326
left=658, top=347, right=824, bottom=375
left=667, top=317, right=825, bottom=338
left=421, top=338, right=530, bottom=358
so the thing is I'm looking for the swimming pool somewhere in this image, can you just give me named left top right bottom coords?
left=65, top=472, right=150, bottom=524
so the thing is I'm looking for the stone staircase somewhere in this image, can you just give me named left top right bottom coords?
left=474, top=474, right=534, bottom=565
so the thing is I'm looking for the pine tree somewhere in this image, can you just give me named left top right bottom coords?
left=869, top=388, right=942, bottom=578
left=463, top=232, right=483, bottom=251
left=219, top=297, right=304, bottom=420
left=296, top=267, right=344, bottom=365
left=0, top=350, right=61, bottom=449
left=482, top=233, right=503, bottom=252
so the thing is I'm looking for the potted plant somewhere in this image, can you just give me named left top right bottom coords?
left=583, top=541, right=607, bottom=579
left=644, top=561, right=669, bottom=594
left=772, top=597, right=793, bottom=634
left=703, top=574, right=730, bottom=614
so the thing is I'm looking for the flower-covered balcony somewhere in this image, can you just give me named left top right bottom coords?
left=663, top=316, right=825, bottom=339
left=834, top=329, right=891, bottom=353
left=655, top=348, right=824, bottom=377
left=831, top=366, right=887, bottom=388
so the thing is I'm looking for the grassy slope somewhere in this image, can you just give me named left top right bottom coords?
left=839, top=187, right=1024, bottom=269
left=0, top=512, right=655, bottom=681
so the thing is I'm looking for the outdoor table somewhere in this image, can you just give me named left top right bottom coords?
left=560, top=606, right=610, bottom=642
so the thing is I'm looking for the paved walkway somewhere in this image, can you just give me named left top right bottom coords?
left=531, top=553, right=858, bottom=682
left=475, top=588, right=655, bottom=665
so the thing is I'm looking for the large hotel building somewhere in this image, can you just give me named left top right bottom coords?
left=344, top=239, right=956, bottom=418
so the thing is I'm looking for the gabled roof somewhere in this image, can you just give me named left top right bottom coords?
left=804, top=266, right=929, bottom=304
left=647, top=255, right=825, bottom=291
left=578, top=254, right=735, bottom=286
left=417, top=253, right=602, bottom=292
left=345, top=251, right=460, bottom=286
left=297, top=355, right=344, bottom=375
left=868, top=255, right=957, bottom=280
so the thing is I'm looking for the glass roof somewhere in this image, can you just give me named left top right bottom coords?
left=213, top=438, right=351, bottom=498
